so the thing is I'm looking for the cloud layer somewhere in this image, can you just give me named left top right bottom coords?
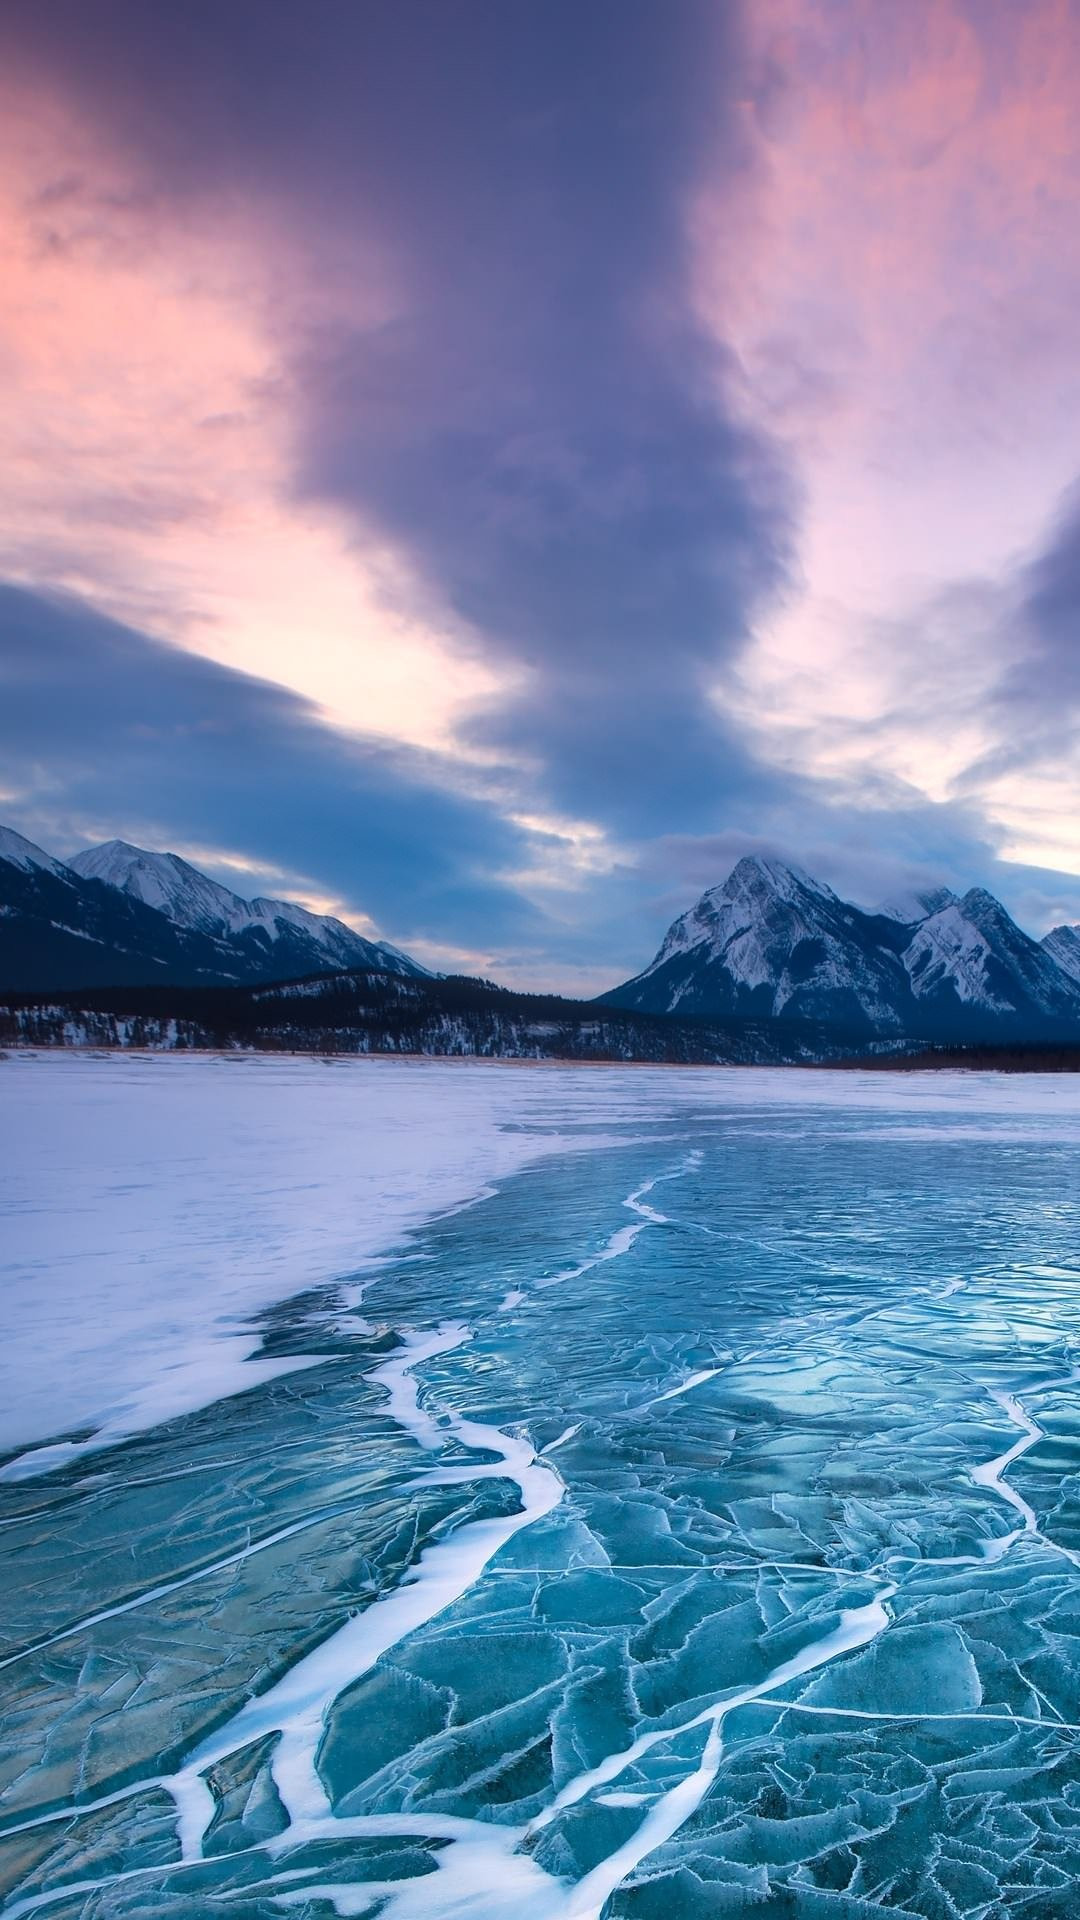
left=2, top=0, right=1080, bottom=980
left=0, top=585, right=549, bottom=974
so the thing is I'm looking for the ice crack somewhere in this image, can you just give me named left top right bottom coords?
left=969, top=1365, right=1080, bottom=1569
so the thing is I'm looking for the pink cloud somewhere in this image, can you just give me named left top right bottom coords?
left=0, top=72, right=497, bottom=752
left=691, top=0, right=1080, bottom=861
left=700, top=0, right=1080, bottom=467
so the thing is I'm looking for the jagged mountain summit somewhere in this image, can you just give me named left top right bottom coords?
left=0, top=824, right=426, bottom=991
left=1042, top=922, right=1080, bottom=986
left=601, top=855, right=1080, bottom=1042
left=70, top=840, right=425, bottom=981
left=599, top=856, right=916, bottom=1034
left=903, top=889, right=1080, bottom=1028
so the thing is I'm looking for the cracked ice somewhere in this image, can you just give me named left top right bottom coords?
left=3, top=1058, right=1080, bottom=1917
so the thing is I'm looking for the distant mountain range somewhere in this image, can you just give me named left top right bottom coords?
left=600, top=854, right=1080, bottom=1043
left=4, top=827, right=1080, bottom=1058
left=0, top=825, right=427, bottom=990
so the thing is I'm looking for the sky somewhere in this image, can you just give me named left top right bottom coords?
left=2, top=0, right=1080, bottom=990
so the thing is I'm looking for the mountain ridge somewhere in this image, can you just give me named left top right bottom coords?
left=69, top=839, right=425, bottom=981
left=0, top=826, right=426, bottom=990
left=5, top=824, right=1080, bottom=1052
left=601, top=855, right=1080, bottom=1043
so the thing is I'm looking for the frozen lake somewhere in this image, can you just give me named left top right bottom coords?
left=2, top=1054, right=1080, bottom=1916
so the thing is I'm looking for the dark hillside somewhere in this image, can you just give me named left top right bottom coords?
left=0, top=967, right=875, bottom=1065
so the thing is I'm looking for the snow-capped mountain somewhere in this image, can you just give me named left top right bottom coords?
left=0, top=824, right=426, bottom=992
left=1042, top=922, right=1080, bottom=986
left=0, top=826, right=258, bottom=991
left=602, top=855, right=1080, bottom=1042
left=903, top=889, right=1080, bottom=1028
left=599, top=855, right=916, bottom=1034
left=7, top=820, right=1080, bottom=1047
left=0, top=823, right=71, bottom=881
left=70, top=841, right=425, bottom=981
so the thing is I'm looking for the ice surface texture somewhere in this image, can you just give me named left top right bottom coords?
left=0, top=1054, right=663, bottom=1462
left=3, top=1061, right=1080, bottom=1916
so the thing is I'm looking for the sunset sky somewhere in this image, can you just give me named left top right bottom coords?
left=3, top=0, right=1080, bottom=989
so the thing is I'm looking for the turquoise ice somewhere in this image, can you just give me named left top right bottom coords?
left=3, top=1066, right=1080, bottom=1915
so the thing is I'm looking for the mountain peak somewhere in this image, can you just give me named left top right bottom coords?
left=951, top=887, right=1038, bottom=945
left=73, top=840, right=216, bottom=909
left=71, top=840, right=236, bottom=926
left=81, top=838, right=144, bottom=860
left=69, top=834, right=428, bottom=979
left=603, top=852, right=1080, bottom=1039
left=603, top=851, right=909, bottom=1031
left=902, top=885, right=1080, bottom=1023
left=1043, top=922, right=1080, bottom=986
left=0, top=824, right=68, bottom=879
left=723, top=853, right=832, bottom=901
left=72, top=840, right=197, bottom=878
left=959, top=885, right=1005, bottom=919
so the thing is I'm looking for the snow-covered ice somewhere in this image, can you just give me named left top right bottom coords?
left=0, top=1053, right=665, bottom=1465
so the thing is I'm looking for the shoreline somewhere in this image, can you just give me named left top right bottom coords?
left=5, top=1042, right=1079, bottom=1074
